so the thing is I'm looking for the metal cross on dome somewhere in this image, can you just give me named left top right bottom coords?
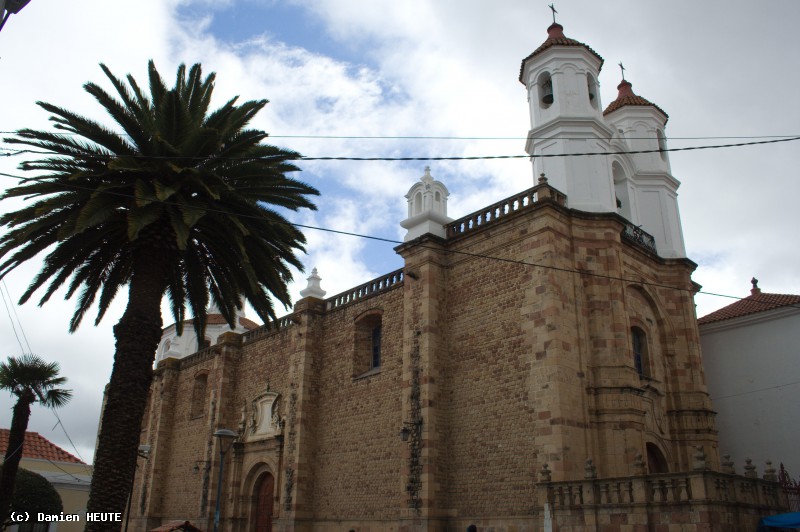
left=548, top=4, right=558, bottom=24
left=618, top=62, right=626, bottom=81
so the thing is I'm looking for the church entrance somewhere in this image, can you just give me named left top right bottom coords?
left=253, top=472, right=274, bottom=532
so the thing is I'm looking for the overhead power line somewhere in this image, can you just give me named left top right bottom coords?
left=2, top=130, right=798, bottom=141
left=1, top=135, right=799, bottom=162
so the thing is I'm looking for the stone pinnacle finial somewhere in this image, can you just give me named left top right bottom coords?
left=299, top=267, right=326, bottom=299
left=751, top=277, right=761, bottom=295
left=421, top=166, right=433, bottom=183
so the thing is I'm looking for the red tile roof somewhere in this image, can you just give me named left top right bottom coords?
left=0, top=429, right=85, bottom=464
left=519, top=23, right=604, bottom=83
left=603, top=80, right=669, bottom=122
left=698, top=285, right=800, bottom=325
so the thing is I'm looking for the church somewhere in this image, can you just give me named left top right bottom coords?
left=129, top=20, right=788, bottom=532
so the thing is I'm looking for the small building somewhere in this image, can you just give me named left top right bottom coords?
left=0, top=430, right=92, bottom=532
left=699, top=278, right=800, bottom=477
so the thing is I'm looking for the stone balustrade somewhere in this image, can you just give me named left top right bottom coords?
left=543, top=470, right=784, bottom=508
left=539, top=470, right=788, bottom=532
left=325, top=268, right=404, bottom=310
left=242, top=314, right=297, bottom=344
left=446, top=182, right=567, bottom=239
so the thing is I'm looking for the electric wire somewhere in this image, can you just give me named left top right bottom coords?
left=50, top=412, right=92, bottom=472
left=711, top=379, right=800, bottom=402
left=0, top=281, right=26, bottom=355
left=0, top=280, right=92, bottom=470
left=2, top=130, right=799, bottom=141
left=1, top=135, right=799, bottom=162
left=3, top=279, right=32, bottom=353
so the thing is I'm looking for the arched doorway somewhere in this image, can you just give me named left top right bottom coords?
left=253, top=472, right=274, bottom=532
left=646, top=442, right=669, bottom=474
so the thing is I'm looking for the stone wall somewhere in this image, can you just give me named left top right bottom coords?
left=130, top=183, right=782, bottom=532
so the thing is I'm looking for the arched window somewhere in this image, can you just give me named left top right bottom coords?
left=586, top=73, right=598, bottom=108
left=612, top=161, right=632, bottom=220
left=538, top=72, right=554, bottom=108
left=657, top=129, right=667, bottom=161
left=631, top=327, right=650, bottom=378
left=191, top=372, right=208, bottom=418
left=354, top=310, right=383, bottom=378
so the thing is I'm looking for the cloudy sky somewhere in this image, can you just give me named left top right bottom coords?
left=0, top=0, right=798, bottom=465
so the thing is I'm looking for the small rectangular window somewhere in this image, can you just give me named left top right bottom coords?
left=371, top=325, right=382, bottom=368
left=353, top=311, right=383, bottom=378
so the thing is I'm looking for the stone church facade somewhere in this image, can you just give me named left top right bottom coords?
left=129, top=21, right=787, bottom=532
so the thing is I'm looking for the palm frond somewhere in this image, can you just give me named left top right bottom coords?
left=0, top=59, right=318, bottom=338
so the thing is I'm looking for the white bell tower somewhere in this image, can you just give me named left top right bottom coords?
left=603, top=78, right=686, bottom=258
left=520, top=22, right=616, bottom=213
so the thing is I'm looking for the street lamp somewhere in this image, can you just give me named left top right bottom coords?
left=212, top=429, right=238, bottom=532
left=0, top=0, right=32, bottom=33
left=124, top=444, right=151, bottom=532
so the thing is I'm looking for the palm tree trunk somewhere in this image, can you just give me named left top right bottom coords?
left=0, top=390, right=34, bottom=526
left=85, top=252, right=169, bottom=532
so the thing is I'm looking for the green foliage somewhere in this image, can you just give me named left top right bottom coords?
left=0, top=355, right=72, bottom=408
left=0, top=466, right=63, bottom=519
left=0, top=60, right=319, bottom=339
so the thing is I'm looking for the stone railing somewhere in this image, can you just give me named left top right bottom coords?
left=539, top=470, right=788, bottom=532
left=325, top=268, right=404, bottom=310
left=176, top=345, right=218, bottom=370
left=621, top=221, right=657, bottom=254
left=446, top=182, right=567, bottom=239
left=242, top=314, right=297, bottom=344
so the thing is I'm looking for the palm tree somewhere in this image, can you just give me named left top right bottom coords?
left=0, top=354, right=72, bottom=527
left=0, top=61, right=318, bottom=528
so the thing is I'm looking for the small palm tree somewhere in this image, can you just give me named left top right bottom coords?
left=0, top=354, right=71, bottom=527
left=0, top=61, right=318, bottom=528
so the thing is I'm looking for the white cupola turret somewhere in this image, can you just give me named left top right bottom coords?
left=519, top=22, right=617, bottom=213
left=603, top=78, right=686, bottom=258
left=400, top=167, right=452, bottom=242
left=156, top=300, right=258, bottom=364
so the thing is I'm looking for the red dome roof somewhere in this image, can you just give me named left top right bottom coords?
left=603, top=80, right=669, bottom=122
left=519, top=23, right=604, bottom=84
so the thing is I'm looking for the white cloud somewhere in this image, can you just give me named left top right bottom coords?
left=1, top=0, right=799, bottom=463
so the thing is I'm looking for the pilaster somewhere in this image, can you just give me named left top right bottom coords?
left=139, top=358, right=180, bottom=521
left=279, top=296, right=325, bottom=532
left=397, top=236, right=448, bottom=531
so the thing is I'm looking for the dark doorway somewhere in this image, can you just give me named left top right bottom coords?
left=646, top=442, right=669, bottom=474
left=253, top=472, right=274, bottom=532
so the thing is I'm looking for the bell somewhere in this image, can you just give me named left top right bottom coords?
left=541, top=80, right=554, bottom=104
